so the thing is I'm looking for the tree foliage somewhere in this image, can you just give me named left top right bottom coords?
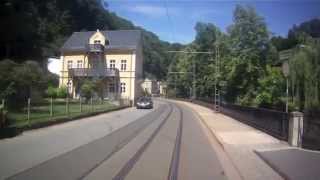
left=0, top=0, right=174, bottom=80
left=0, top=60, right=48, bottom=109
left=289, top=38, right=320, bottom=112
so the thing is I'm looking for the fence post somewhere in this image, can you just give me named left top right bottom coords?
left=80, top=97, right=82, bottom=113
left=50, top=97, right=53, bottom=117
left=90, top=97, right=93, bottom=112
left=2, top=99, right=5, bottom=126
left=66, top=97, right=69, bottom=116
left=289, top=111, right=304, bottom=147
left=27, top=98, right=31, bottom=126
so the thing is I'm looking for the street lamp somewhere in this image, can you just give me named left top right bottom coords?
left=282, top=61, right=289, bottom=113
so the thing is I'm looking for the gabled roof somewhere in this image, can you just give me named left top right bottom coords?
left=61, top=30, right=141, bottom=53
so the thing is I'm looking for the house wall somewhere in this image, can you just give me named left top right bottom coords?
left=105, top=52, right=135, bottom=101
left=59, top=50, right=143, bottom=103
left=59, top=31, right=143, bottom=104
left=89, top=31, right=106, bottom=45
left=59, top=53, right=89, bottom=90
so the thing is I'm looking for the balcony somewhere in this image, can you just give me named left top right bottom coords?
left=87, top=44, right=104, bottom=53
left=69, top=68, right=119, bottom=77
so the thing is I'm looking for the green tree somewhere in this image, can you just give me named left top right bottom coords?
left=80, top=80, right=96, bottom=102
left=255, top=65, right=285, bottom=109
left=56, top=86, right=67, bottom=98
left=0, top=60, right=46, bottom=108
left=46, top=86, right=57, bottom=98
left=290, top=38, right=320, bottom=112
left=225, top=5, right=270, bottom=105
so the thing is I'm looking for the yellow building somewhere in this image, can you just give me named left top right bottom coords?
left=59, top=30, right=143, bottom=104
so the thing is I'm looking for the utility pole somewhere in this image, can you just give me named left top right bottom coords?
left=174, top=74, right=177, bottom=98
left=214, top=44, right=220, bottom=112
left=192, top=59, right=196, bottom=100
left=166, top=51, right=214, bottom=102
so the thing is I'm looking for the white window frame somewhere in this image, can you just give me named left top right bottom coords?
left=67, top=60, right=73, bottom=69
left=109, top=59, right=116, bottom=69
left=121, top=60, right=127, bottom=71
left=109, top=83, right=115, bottom=93
left=77, top=60, right=83, bottom=68
left=94, top=40, right=101, bottom=44
left=120, top=83, right=126, bottom=93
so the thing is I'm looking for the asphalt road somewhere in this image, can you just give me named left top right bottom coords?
left=1, top=99, right=227, bottom=180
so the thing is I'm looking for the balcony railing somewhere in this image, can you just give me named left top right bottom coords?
left=87, top=44, right=104, bottom=53
left=69, top=68, right=119, bottom=77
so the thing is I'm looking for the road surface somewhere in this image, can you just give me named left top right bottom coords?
left=0, top=99, right=228, bottom=180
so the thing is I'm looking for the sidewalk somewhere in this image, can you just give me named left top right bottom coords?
left=177, top=100, right=288, bottom=180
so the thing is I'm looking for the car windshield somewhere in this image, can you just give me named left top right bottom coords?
left=139, top=97, right=151, bottom=102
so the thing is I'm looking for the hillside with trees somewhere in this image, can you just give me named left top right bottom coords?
left=0, top=0, right=175, bottom=105
left=168, top=5, right=320, bottom=113
left=0, top=0, right=174, bottom=78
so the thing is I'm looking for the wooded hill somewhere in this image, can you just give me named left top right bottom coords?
left=0, top=0, right=178, bottom=80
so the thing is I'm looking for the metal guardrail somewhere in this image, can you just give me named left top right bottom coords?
left=219, top=103, right=289, bottom=141
left=303, top=113, right=320, bottom=150
left=181, top=97, right=290, bottom=141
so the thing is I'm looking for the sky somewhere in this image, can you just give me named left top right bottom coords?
left=105, top=0, right=320, bottom=44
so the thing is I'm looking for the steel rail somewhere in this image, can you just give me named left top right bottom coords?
left=112, top=103, right=174, bottom=180
left=167, top=104, right=183, bottom=180
left=78, top=105, right=167, bottom=180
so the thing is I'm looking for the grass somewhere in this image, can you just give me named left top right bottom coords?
left=7, top=98, right=120, bottom=128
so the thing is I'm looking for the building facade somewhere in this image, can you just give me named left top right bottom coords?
left=141, top=78, right=159, bottom=95
left=59, top=30, right=143, bottom=104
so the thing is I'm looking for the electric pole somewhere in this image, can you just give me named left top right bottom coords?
left=192, top=59, right=196, bottom=100
left=214, top=44, right=220, bottom=112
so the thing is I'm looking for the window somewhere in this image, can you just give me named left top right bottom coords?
left=110, top=60, right=116, bottom=69
left=94, top=40, right=101, bottom=44
left=67, top=60, right=73, bottom=69
left=77, top=60, right=83, bottom=68
left=109, top=83, right=115, bottom=93
left=120, top=83, right=126, bottom=93
left=121, top=60, right=127, bottom=71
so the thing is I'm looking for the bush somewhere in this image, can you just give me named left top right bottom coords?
left=80, top=80, right=96, bottom=102
left=46, top=86, right=57, bottom=98
left=0, top=104, right=8, bottom=128
left=56, top=86, right=67, bottom=98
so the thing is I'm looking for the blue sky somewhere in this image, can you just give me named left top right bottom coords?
left=105, top=0, right=320, bottom=44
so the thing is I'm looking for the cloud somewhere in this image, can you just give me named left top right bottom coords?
left=126, top=4, right=181, bottom=18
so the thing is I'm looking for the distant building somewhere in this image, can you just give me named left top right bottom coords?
left=141, top=78, right=159, bottom=95
left=159, top=82, right=167, bottom=97
left=59, top=29, right=143, bottom=104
